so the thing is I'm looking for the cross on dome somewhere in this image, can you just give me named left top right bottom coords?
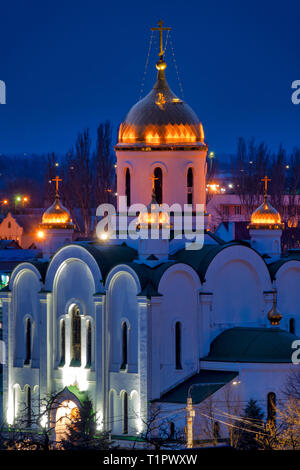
left=150, top=20, right=171, bottom=61
left=261, top=175, right=271, bottom=199
left=52, top=176, right=62, bottom=196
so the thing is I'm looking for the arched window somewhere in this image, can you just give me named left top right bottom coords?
left=125, top=168, right=131, bottom=207
left=121, top=322, right=128, bottom=370
left=154, top=167, right=163, bottom=204
left=60, top=319, right=66, bottom=365
left=71, top=306, right=81, bottom=366
left=187, top=168, right=193, bottom=205
left=26, top=386, right=31, bottom=428
left=290, top=318, right=295, bottom=334
left=123, top=392, right=128, bottom=434
left=24, top=318, right=31, bottom=365
left=175, top=322, right=182, bottom=370
left=86, top=320, right=92, bottom=367
left=267, top=392, right=276, bottom=424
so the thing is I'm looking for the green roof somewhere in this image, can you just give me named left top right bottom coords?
left=155, top=370, right=238, bottom=404
left=67, top=385, right=89, bottom=406
left=203, top=327, right=299, bottom=363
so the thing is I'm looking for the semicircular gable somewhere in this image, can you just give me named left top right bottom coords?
left=45, top=244, right=103, bottom=292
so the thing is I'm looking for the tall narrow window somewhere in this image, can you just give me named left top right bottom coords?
left=175, top=322, right=182, bottom=370
left=24, top=318, right=31, bottom=365
left=154, top=167, right=163, bottom=204
left=121, top=322, right=128, bottom=370
left=71, top=306, right=81, bottom=366
left=125, top=168, right=131, bottom=207
left=267, top=392, right=276, bottom=424
left=60, top=319, right=66, bottom=365
left=26, top=386, right=31, bottom=428
left=123, top=392, right=128, bottom=434
left=187, top=168, right=193, bottom=205
left=86, top=320, right=92, bottom=367
left=290, top=318, right=295, bottom=334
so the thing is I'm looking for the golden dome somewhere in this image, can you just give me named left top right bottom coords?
left=116, top=60, right=205, bottom=148
left=42, top=195, right=73, bottom=227
left=249, top=197, right=283, bottom=228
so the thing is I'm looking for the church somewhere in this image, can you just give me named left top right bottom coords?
left=1, top=22, right=300, bottom=446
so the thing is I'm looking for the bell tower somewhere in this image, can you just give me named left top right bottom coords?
left=115, top=21, right=208, bottom=212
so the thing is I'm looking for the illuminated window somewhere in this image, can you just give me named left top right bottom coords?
left=121, top=322, right=128, bottom=370
left=187, top=168, right=193, bottom=205
left=71, top=306, right=81, bottom=366
left=86, top=320, right=92, bottom=367
left=267, top=392, right=276, bottom=424
left=60, top=320, right=65, bottom=365
left=175, top=322, right=182, bottom=370
left=154, top=167, right=163, bottom=204
left=123, top=392, right=128, bottom=434
left=24, top=318, right=31, bottom=365
left=125, top=168, right=131, bottom=207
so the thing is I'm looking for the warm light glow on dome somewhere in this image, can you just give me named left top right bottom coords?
left=116, top=61, right=205, bottom=147
left=42, top=197, right=73, bottom=226
left=249, top=199, right=283, bottom=229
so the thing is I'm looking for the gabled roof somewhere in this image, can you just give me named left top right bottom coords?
left=155, top=369, right=238, bottom=404
left=202, top=327, right=299, bottom=363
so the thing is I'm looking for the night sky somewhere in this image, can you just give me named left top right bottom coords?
left=1, top=0, right=300, bottom=156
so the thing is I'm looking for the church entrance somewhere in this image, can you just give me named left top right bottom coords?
left=55, top=399, right=80, bottom=443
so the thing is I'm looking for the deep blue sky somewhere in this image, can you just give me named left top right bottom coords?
left=0, top=0, right=300, bottom=156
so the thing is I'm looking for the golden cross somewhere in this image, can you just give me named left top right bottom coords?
left=151, top=20, right=171, bottom=59
left=261, top=175, right=271, bottom=197
left=52, top=176, right=62, bottom=195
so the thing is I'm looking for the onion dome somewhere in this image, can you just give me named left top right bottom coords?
left=248, top=176, right=284, bottom=230
left=41, top=177, right=74, bottom=229
left=267, top=290, right=282, bottom=326
left=42, top=195, right=73, bottom=226
left=250, top=198, right=283, bottom=228
left=116, top=58, right=205, bottom=148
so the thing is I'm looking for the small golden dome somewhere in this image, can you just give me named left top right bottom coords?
left=42, top=196, right=73, bottom=226
left=250, top=198, right=283, bottom=228
left=138, top=192, right=170, bottom=228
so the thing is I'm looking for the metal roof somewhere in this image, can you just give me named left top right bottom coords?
left=202, top=327, right=299, bottom=363
left=155, top=369, right=238, bottom=404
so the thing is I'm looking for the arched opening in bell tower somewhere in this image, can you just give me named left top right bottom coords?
left=154, top=167, right=163, bottom=204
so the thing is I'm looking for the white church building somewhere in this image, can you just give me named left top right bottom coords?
left=1, top=23, right=300, bottom=446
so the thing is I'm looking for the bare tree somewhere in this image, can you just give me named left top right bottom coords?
left=93, top=121, right=116, bottom=206
left=139, top=406, right=184, bottom=450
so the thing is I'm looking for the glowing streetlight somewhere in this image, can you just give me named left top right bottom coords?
left=37, top=230, right=45, bottom=240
